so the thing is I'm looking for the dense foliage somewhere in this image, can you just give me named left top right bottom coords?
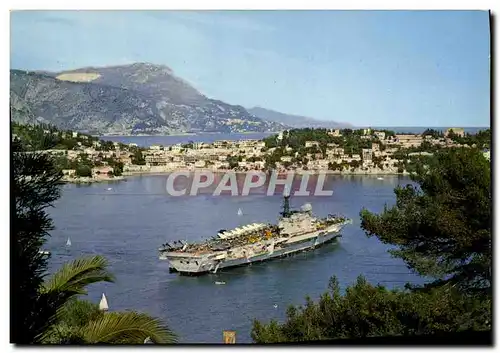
left=252, top=277, right=490, bottom=343
left=12, top=138, right=176, bottom=344
left=422, top=129, right=444, bottom=138
left=449, top=129, right=491, bottom=149
left=252, top=147, right=491, bottom=343
left=12, top=138, right=63, bottom=343
left=262, top=129, right=377, bottom=169
left=12, top=122, right=132, bottom=152
left=13, top=122, right=98, bottom=150
left=42, top=298, right=176, bottom=344
left=13, top=123, right=131, bottom=176
left=361, top=147, right=491, bottom=296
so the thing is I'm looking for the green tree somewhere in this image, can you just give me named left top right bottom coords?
left=361, top=148, right=491, bottom=296
left=131, top=149, right=146, bottom=165
left=12, top=135, right=177, bottom=344
left=252, top=276, right=490, bottom=343
left=39, top=257, right=177, bottom=344
left=12, top=139, right=63, bottom=343
left=422, top=129, right=443, bottom=139
left=75, top=165, right=92, bottom=177
left=252, top=147, right=491, bottom=343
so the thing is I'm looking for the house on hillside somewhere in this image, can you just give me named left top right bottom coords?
left=328, top=129, right=342, bottom=137
left=92, top=166, right=114, bottom=177
left=305, top=141, right=320, bottom=148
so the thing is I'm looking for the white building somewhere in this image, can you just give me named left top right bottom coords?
left=374, top=131, right=386, bottom=140
left=362, top=149, right=373, bottom=162
left=171, top=144, right=183, bottom=152
left=328, top=129, right=342, bottom=137
left=305, top=141, right=320, bottom=148
left=194, top=160, right=206, bottom=168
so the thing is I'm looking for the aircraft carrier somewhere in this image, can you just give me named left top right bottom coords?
left=159, top=194, right=351, bottom=275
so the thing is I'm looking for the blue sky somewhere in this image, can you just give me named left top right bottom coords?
left=10, top=10, right=490, bottom=127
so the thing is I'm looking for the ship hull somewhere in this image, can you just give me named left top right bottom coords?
left=163, top=222, right=347, bottom=275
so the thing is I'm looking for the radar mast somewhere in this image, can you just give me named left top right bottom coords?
left=280, top=185, right=292, bottom=218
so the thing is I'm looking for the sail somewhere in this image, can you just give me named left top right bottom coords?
left=66, top=238, right=72, bottom=247
left=99, top=293, right=109, bottom=311
left=237, top=208, right=243, bottom=216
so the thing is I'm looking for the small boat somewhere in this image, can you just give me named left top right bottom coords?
left=99, top=293, right=109, bottom=311
left=107, top=187, right=113, bottom=191
left=66, top=238, right=72, bottom=247
left=39, top=250, right=50, bottom=255
left=237, top=208, right=243, bottom=216
left=215, top=281, right=226, bottom=285
left=377, top=177, right=384, bottom=180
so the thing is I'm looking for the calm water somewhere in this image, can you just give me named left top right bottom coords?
left=46, top=174, right=428, bottom=343
left=102, top=133, right=274, bottom=147
left=102, top=127, right=488, bottom=147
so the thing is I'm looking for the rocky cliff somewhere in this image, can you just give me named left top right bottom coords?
left=10, top=63, right=288, bottom=135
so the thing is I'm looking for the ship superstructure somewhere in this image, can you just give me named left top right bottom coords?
left=159, top=195, right=351, bottom=275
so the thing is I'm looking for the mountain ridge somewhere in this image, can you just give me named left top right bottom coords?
left=10, top=63, right=288, bottom=135
left=248, top=106, right=352, bottom=129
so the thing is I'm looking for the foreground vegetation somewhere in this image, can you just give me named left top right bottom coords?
left=262, top=127, right=490, bottom=171
left=12, top=122, right=491, bottom=343
left=12, top=138, right=177, bottom=344
left=252, top=147, right=491, bottom=342
left=12, top=122, right=130, bottom=177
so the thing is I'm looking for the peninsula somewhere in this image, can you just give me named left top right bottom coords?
left=12, top=122, right=491, bottom=185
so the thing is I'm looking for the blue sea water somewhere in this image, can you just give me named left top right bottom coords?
left=45, top=174, right=429, bottom=343
left=101, top=127, right=488, bottom=147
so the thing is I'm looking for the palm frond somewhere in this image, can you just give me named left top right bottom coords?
left=39, top=299, right=104, bottom=343
left=82, top=311, right=178, bottom=344
left=42, top=255, right=115, bottom=296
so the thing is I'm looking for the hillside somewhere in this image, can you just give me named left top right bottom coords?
left=248, top=106, right=352, bottom=129
left=10, top=63, right=288, bottom=135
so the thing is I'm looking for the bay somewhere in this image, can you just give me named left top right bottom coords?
left=101, top=127, right=488, bottom=147
left=46, top=174, right=428, bottom=343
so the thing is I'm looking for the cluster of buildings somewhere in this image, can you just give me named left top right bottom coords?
left=130, top=139, right=267, bottom=173
left=124, top=127, right=476, bottom=174
left=28, top=126, right=485, bottom=177
left=35, top=140, right=132, bottom=180
left=273, top=141, right=401, bottom=173
left=270, top=128, right=470, bottom=173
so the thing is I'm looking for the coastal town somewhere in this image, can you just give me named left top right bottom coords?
left=12, top=123, right=491, bottom=184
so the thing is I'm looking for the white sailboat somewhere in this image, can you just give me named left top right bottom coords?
left=237, top=208, right=243, bottom=216
left=66, top=238, right=72, bottom=247
left=99, top=293, right=109, bottom=311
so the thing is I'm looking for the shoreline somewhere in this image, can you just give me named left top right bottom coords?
left=62, top=169, right=410, bottom=187
left=122, top=168, right=409, bottom=177
left=94, top=131, right=279, bottom=138
left=62, top=176, right=126, bottom=184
